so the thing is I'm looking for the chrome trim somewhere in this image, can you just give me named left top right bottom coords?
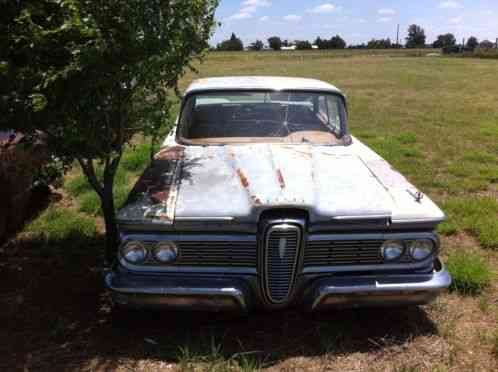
left=391, top=218, right=446, bottom=224
left=175, top=217, right=236, bottom=221
left=105, top=272, right=248, bottom=310
left=302, top=257, right=435, bottom=274
left=303, top=232, right=439, bottom=273
left=119, top=261, right=258, bottom=275
left=264, top=224, right=301, bottom=304
left=119, top=233, right=257, bottom=273
left=310, top=261, right=451, bottom=310
left=332, top=215, right=391, bottom=220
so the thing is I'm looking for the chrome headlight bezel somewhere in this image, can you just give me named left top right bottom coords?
left=120, top=241, right=148, bottom=264
left=408, top=239, right=435, bottom=261
left=153, top=241, right=179, bottom=263
left=381, top=240, right=405, bottom=261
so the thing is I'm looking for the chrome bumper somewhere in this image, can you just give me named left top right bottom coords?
left=105, top=260, right=451, bottom=311
left=305, top=261, right=451, bottom=310
left=105, top=271, right=251, bottom=312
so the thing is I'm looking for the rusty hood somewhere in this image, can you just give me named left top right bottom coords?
left=117, top=143, right=402, bottom=225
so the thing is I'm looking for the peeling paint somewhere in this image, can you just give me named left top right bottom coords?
left=236, top=168, right=250, bottom=188
left=276, top=169, right=286, bottom=189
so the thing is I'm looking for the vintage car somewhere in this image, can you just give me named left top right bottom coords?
left=106, top=76, right=451, bottom=311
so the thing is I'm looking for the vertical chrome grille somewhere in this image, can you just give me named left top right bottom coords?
left=264, top=224, right=301, bottom=304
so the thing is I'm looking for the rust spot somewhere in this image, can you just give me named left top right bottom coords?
left=276, top=169, right=285, bottom=189
left=150, top=190, right=169, bottom=203
left=251, top=195, right=262, bottom=205
left=237, top=168, right=250, bottom=188
left=155, top=146, right=185, bottom=161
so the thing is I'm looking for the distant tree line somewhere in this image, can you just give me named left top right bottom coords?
left=215, top=26, right=497, bottom=53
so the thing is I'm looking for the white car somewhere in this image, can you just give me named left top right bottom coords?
left=107, top=76, right=451, bottom=311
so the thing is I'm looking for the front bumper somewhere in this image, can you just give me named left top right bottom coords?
left=105, top=260, right=451, bottom=311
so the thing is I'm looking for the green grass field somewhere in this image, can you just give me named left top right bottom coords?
left=3, top=50, right=498, bottom=371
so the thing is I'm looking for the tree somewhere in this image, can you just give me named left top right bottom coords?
left=249, top=40, right=264, bottom=51
left=217, top=33, right=244, bottom=51
left=479, top=40, right=494, bottom=49
left=433, top=33, right=456, bottom=49
left=367, top=38, right=392, bottom=49
left=466, top=36, right=479, bottom=51
left=406, top=24, right=426, bottom=48
left=315, top=35, right=346, bottom=49
left=268, top=36, right=282, bottom=51
left=330, top=35, right=346, bottom=49
left=1, top=0, right=219, bottom=262
left=295, top=40, right=312, bottom=50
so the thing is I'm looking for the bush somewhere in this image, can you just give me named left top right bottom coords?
left=447, top=251, right=493, bottom=295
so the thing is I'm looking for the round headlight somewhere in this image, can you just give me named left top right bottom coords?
left=408, top=239, right=434, bottom=261
left=121, top=241, right=147, bottom=264
left=153, top=242, right=178, bottom=263
left=381, top=240, right=404, bottom=261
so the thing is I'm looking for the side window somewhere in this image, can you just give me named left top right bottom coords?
left=326, top=96, right=341, bottom=134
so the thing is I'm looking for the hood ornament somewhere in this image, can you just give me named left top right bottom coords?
left=407, top=189, right=424, bottom=203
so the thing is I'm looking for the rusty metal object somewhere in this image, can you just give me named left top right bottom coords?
left=0, top=132, right=47, bottom=241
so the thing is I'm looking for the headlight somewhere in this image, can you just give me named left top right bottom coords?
left=121, top=241, right=147, bottom=264
left=381, top=240, right=404, bottom=261
left=408, top=239, right=434, bottom=261
left=153, top=242, right=178, bottom=263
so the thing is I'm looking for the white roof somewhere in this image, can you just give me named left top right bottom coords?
left=186, top=76, right=343, bottom=95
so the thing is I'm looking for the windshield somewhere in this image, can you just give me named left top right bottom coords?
left=178, top=91, right=347, bottom=145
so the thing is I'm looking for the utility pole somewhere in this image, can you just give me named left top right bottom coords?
left=396, top=24, right=400, bottom=48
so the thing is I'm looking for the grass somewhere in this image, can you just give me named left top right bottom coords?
left=446, top=251, right=494, bottom=295
left=26, top=206, right=97, bottom=242
left=439, top=197, right=498, bottom=249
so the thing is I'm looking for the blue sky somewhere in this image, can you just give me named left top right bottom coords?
left=212, top=1, right=498, bottom=45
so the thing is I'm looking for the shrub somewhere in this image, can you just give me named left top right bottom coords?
left=446, top=251, right=493, bottom=295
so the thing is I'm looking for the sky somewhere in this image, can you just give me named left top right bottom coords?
left=212, top=0, right=498, bottom=46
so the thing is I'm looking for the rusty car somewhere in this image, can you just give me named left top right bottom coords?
left=105, top=76, right=451, bottom=311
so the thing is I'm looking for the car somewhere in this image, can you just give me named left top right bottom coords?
left=106, top=76, right=451, bottom=311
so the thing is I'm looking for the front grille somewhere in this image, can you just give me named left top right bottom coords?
left=304, top=239, right=384, bottom=266
left=143, top=240, right=257, bottom=267
left=264, top=224, right=301, bottom=304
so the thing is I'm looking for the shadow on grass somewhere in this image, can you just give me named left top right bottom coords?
left=2, top=230, right=438, bottom=371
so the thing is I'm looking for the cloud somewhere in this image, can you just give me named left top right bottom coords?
left=439, top=1, right=463, bottom=9
left=377, top=17, right=392, bottom=23
left=241, top=5, right=257, bottom=13
left=242, top=0, right=271, bottom=7
left=227, top=0, right=272, bottom=21
left=307, top=3, right=338, bottom=14
left=378, top=8, right=396, bottom=15
left=228, top=12, right=253, bottom=20
left=283, top=14, right=302, bottom=22
left=481, top=10, right=494, bottom=16
left=259, top=16, right=269, bottom=21
left=449, top=16, right=463, bottom=24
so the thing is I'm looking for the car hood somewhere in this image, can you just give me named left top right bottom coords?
left=174, top=144, right=394, bottom=222
left=118, top=143, right=412, bottom=225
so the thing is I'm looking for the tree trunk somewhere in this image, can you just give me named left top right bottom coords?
left=101, top=184, right=118, bottom=265
left=78, top=155, right=121, bottom=265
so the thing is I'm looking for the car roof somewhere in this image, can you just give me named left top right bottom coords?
left=185, top=76, right=343, bottom=95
